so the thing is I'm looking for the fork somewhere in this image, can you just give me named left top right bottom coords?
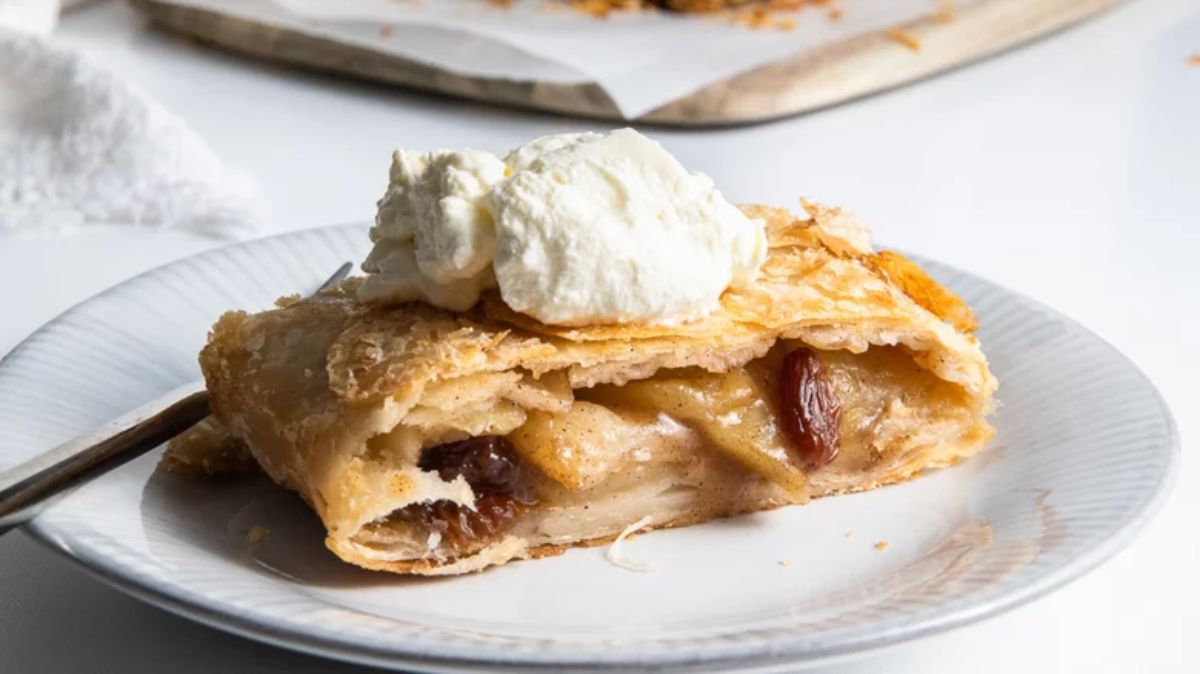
left=0, top=262, right=353, bottom=533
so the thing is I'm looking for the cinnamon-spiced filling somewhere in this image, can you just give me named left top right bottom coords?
left=388, top=344, right=970, bottom=555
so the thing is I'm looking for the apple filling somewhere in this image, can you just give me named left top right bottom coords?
left=367, top=342, right=979, bottom=559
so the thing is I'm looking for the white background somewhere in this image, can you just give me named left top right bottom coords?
left=1, top=0, right=1196, bottom=671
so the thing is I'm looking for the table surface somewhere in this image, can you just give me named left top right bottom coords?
left=2, top=1, right=1197, bottom=671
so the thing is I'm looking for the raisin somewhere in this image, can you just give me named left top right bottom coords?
left=395, top=495, right=531, bottom=555
left=418, top=436, right=535, bottom=503
left=778, top=347, right=842, bottom=469
left=401, top=436, right=537, bottom=554
left=439, top=494, right=529, bottom=551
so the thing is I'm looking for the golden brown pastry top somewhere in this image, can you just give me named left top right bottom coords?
left=304, top=203, right=993, bottom=419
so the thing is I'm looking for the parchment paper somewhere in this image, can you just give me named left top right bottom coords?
left=156, top=0, right=947, bottom=118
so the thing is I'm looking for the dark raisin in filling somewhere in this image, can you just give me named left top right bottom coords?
left=394, top=436, right=536, bottom=555
left=418, top=436, right=536, bottom=504
left=778, top=347, right=842, bottom=469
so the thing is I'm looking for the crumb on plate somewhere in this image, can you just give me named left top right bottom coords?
left=246, top=526, right=271, bottom=544
left=886, top=28, right=922, bottom=52
left=605, top=516, right=657, bottom=572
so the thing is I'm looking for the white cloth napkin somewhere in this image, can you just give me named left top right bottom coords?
left=0, top=15, right=259, bottom=236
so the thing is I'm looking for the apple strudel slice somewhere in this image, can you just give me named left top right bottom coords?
left=168, top=203, right=996, bottom=575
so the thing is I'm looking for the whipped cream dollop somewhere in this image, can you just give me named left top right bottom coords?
left=359, top=128, right=767, bottom=326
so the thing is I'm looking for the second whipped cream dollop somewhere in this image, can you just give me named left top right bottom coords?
left=359, top=128, right=766, bottom=326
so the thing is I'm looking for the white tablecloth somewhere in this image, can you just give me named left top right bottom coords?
left=1, top=1, right=1196, bottom=671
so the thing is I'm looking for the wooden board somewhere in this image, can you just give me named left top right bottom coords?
left=130, top=0, right=1117, bottom=127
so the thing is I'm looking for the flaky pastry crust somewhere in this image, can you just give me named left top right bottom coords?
left=172, top=202, right=996, bottom=575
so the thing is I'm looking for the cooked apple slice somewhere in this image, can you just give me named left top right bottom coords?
left=583, top=367, right=809, bottom=500
left=509, top=401, right=701, bottom=492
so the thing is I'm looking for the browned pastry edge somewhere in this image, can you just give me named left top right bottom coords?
left=868, top=251, right=978, bottom=334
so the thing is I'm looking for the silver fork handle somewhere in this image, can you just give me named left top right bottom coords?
left=0, top=381, right=211, bottom=532
left=0, top=261, right=352, bottom=534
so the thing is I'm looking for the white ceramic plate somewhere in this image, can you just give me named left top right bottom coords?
left=0, top=225, right=1178, bottom=673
